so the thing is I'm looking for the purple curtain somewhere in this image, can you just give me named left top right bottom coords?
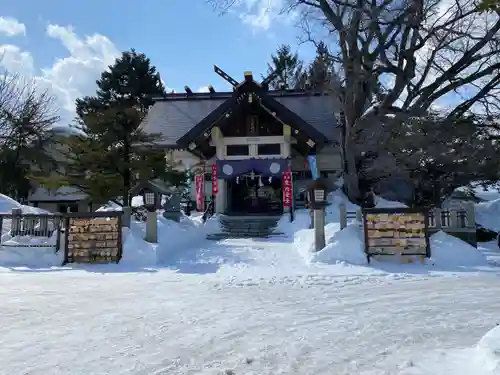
left=216, top=158, right=290, bottom=179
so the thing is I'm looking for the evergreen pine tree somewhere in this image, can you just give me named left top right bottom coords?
left=307, top=42, right=339, bottom=91
left=265, top=44, right=305, bottom=90
left=51, top=50, right=169, bottom=204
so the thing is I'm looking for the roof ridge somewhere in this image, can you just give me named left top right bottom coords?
left=152, top=90, right=331, bottom=101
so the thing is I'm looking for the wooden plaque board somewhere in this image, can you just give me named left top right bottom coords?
left=362, top=208, right=430, bottom=261
left=64, top=212, right=123, bottom=264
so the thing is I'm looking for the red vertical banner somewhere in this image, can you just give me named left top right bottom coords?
left=282, top=168, right=293, bottom=208
left=211, top=164, right=218, bottom=195
left=195, top=175, right=205, bottom=211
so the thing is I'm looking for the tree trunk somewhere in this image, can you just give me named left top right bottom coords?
left=341, top=117, right=361, bottom=203
left=123, top=139, right=131, bottom=207
left=344, top=152, right=361, bottom=203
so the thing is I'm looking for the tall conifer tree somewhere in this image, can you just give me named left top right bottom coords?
left=54, top=50, right=168, bottom=204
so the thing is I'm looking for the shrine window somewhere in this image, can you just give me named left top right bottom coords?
left=257, top=144, right=281, bottom=156
left=226, top=145, right=250, bottom=156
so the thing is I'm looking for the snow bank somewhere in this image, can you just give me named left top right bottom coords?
left=119, top=227, right=156, bottom=267
left=374, top=195, right=408, bottom=208
left=276, top=209, right=311, bottom=236
left=290, top=190, right=366, bottom=264
left=0, top=231, right=63, bottom=268
left=456, top=184, right=500, bottom=202
left=476, top=325, right=500, bottom=373
left=475, top=199, right=500, bottom=232
left=429, top=231, right=489, bottom=268
left=311, top=222, right=367, bottom=265
left=415, top=326, right=500, bottom=374
left=0, top=193, right=47, bottom=215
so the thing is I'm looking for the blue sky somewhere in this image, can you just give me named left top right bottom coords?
left=0, top=0, right=317, bottom=125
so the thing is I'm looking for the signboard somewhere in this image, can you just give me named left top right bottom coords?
left=64, top=212, right=123, bottom=264
left=282, top=168, right=292, bottom=207
left=363, top=208, right=430, bottom=262
left=211, top=164, right=218, bottom=195
left=195, top=174, right=205, bottom=211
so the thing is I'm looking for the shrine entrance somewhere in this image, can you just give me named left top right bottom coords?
left=227, top=172, right=283, bottom=215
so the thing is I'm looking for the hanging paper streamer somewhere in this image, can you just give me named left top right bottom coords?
left=307, top=155, right=320, bottom=180
left=211, top=164, right=218, bottom=195
left=194, top=175, right=205, bottom=211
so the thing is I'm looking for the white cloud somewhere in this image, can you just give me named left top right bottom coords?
left=240, top=0, right=284, bottom=30
left=0, top=17, right=26, bottom=37
left=37, top=24, right=120, bottom=122
left=226, top=0, right=294, bottom=31
left=198, top=86, right=210, bottom=92
left=0, top=44, right=34, bottom=75
left=0, top=23, right=120, bottom=126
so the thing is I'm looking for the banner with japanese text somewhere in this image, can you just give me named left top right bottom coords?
left=211, top=164, right=218, bottom=195
left=195, top=175, right=205, bottom=211
left=282, top=168, right=293, bottom=207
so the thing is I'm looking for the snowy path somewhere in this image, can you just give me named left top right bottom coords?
left=161, top=236, right=313, bottom=277
left=1, top=269, right=499, bottom=375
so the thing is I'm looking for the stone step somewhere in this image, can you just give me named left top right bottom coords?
left=220, top=227, right=277, bottom=233
left=216, top=215, right=282, bottom=240
left=220, top=221, right=279, bottom=226
left=206, top=232, right=286, bottom=241
left=220, top=225, right=278, bottom=231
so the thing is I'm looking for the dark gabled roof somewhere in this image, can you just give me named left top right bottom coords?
left=274, top=95, right=340, bottom=143
left=138, top=89, right=341, bottom=147
left=139, top=98, right=227, bottom=146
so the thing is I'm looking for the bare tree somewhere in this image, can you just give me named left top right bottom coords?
left=211, top=0, right=500, bottom=203
left=0, top=66, right=60, bottom=199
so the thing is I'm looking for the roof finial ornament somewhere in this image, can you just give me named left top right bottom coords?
left=214, top=65, right=239, bottom=87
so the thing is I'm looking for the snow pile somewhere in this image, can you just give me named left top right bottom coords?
left=311, top=222, right=367, bottom=265
left=120, top=227, right=156, bottom=267
left=429, top=231, right=489, bottom=268
left=475, top=198, right=500, bottom=232
left=456, top=184, right=500, bottom=202
left=476, top=325, right=500, bottom=374
left=374, top=195, right=408, bottom=208
left=276, top=209, right=311, bottom=236
left=291, top=190, right=364, bottom=263
left=0, top=231, right=63, bottom=268
left=0, top=193, right=47, bottom=214
left=412, top=326, right=500, bottom=374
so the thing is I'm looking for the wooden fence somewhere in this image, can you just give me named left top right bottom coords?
left=0, top=208, right=63, bottom=251
left=0, top=209, right=124, bottom=265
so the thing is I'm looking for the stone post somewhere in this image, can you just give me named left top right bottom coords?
left=339, top=203, right=347, bottom=230
left=122, top=206, right=131, bottom=228
left=11, top=208, right=22, bottom=236
left=314, top=208, right=326, bottom=251
left=145, top=211, right=158, bottom=243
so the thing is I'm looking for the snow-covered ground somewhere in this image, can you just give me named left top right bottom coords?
left=0, top=192, right=500, bottom=374
left=0, top=270, right=499, bottom=375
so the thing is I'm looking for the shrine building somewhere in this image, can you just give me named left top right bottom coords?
left=138, top=67, right=342, bottom=216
